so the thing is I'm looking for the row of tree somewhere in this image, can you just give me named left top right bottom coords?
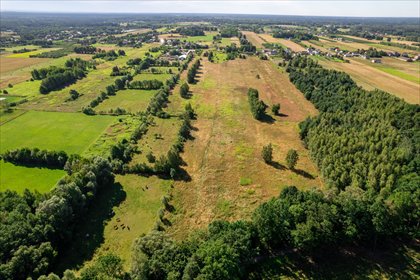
left=187, top=59, right=200, bottom=84
left=2, top=148, right=68, bottom=169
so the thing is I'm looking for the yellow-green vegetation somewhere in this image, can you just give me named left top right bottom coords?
left=7, top=48, right=61, bottom=58
left=0, top=160, right=65, bottom=193
left=0, top=110, right=115, bottom=154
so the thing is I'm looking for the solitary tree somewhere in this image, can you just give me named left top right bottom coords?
left=286, top=149, right=298, bottom=170
left=272, top=103, right=280, bottom=115
left=69, top=89, right=80, bottom=100
left=262, top=143, right=273, bottom=164
left=179, top=83, right=190, bottom=98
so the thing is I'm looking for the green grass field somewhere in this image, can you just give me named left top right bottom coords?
left=185, top=32, right=217, bottom=43
left=4, top=80, right=41, bottom=96
left=0, top=111, right=115, bottom=154
left=0, top=109, right=26, bottom=125
left=0, top=160, right=65, bottom=193
left=95, top=89, right=156, bottom=113
left=132, top=72, right=172, bottom=82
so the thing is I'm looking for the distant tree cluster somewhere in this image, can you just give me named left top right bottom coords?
left=272, top=30, right=317, bottom=41
left=74, top=45, right=97, bottom=54
left=2, top=148, right=68, bottom=169
left=247, top=88, right=267, bottom=120
left=93, top=49, right=125, bottom=61
left=220, top=26, right=239, bottom=38
left=175, top=26, right=205, bottom=36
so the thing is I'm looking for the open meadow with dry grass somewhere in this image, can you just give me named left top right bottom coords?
left=166, top=57, right=323, bottom=238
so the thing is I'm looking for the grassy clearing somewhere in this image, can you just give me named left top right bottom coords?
left=167, top=57, right=321, bottom=238
left=0, top=160, right=65, bottom=193
left=0, top=111, right=115, bottom=154
left=133, top=72, right=172, bottom=82
left=54, top=174, right=172, bottom=273
left=95, top=89, right=156, bottom=113
left=185, top=32, right=217, bottom=43
left=85, top=115, right=142, bottom=158
left=130, top=117, right=181, bottom=165
left=2, top=80, right=41, bottom=96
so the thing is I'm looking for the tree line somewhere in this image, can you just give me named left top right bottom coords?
left=2, top=148, right=68, bottom=169
left=187, top=59, right=200, bottom=84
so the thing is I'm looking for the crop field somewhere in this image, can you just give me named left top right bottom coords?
left=0, top=111, right=116, bottom=154
left=0, top=160, right=65, bottom=193
left=167, top=57, right=322, bottom=238
left=352, top=57, right=420, bottom=84
left=0, top=57, right=49, bottom=75
left=95, top=89, right=156, bottom=113
left=317, top=57, right=420, bottom=104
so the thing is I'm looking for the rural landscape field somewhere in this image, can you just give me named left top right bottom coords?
left=0, top=2, right=419, bottom=280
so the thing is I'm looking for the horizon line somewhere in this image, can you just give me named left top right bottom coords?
left=1, top=10, right=419, bottom=19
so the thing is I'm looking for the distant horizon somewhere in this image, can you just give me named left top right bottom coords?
left=1, top=10, right=419, bottom=19
left=1, top=1, right=419, bottom=18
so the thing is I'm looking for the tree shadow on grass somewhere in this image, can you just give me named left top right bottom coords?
left=269, top=161, right=286, bottom=170
left=247, top=240, right=419, bottom=280
left=293, top=168, right=315, bottom=180
left=53, top=182, right=126, bottom=274
left=259, top=113, right=276, bottom=124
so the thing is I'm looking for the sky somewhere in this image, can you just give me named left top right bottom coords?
left=1, top=1, right=419, bottom=18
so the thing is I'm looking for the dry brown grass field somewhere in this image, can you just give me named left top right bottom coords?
left=276, top=38, right=306, bottom=52
left=318, top=58, right=420, bottom=104
left=241, top=31, right=266, bottom=48
left=167, top=57, right=322, bottom=238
